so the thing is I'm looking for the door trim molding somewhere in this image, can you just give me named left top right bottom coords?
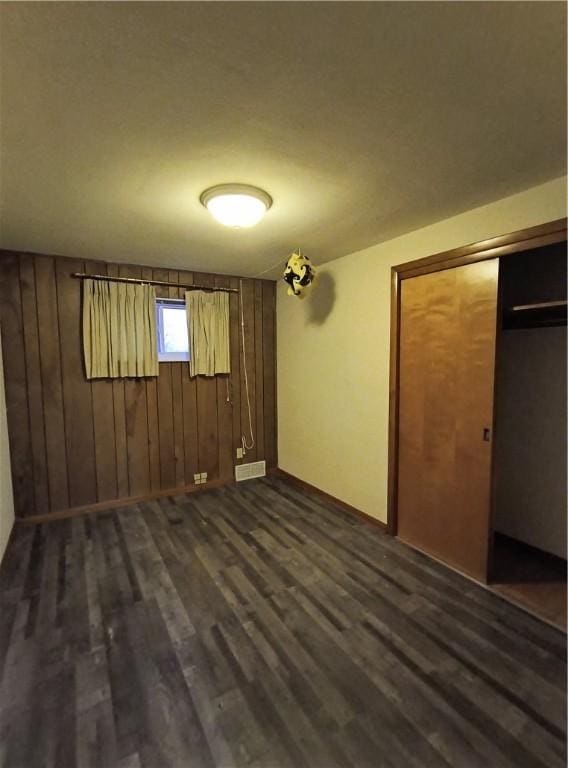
left=387, top=217, right=567, bottom=536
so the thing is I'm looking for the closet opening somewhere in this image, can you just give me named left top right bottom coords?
left=490, top=242, right=567, bottom=628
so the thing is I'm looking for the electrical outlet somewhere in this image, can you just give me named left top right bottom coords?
left=236, top=447, right=243, bottom=459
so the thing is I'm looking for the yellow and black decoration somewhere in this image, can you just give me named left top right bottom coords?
left=283, top=249, right=316, bottom=299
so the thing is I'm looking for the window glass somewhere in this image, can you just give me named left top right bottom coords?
left=156, top=300, right=190, bottom=362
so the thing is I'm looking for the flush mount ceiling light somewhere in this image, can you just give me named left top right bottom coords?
left=200, top=184, right=272, bottom=228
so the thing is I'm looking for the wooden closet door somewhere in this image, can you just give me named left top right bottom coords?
left=397, top=259, right=499, bottom=582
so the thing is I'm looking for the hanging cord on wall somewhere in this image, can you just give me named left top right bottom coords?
left=239, top=280, right=255, bottom=452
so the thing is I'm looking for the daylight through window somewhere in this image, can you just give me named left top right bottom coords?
left=156, top=299, right=190, bottom=362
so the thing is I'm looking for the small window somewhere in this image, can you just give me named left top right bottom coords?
left=156, top=299, right=190, bottom=362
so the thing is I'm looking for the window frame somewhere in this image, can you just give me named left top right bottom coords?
left=156, top=298, right=190, bottom=363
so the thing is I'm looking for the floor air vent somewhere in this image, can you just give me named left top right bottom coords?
left=235, top=460, right=266, bottom=482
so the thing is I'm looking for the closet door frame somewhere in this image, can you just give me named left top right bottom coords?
left=387, top=217, right=567, bottom=542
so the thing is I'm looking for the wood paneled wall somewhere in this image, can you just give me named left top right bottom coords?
left=0, top=251, right=277, bottom=518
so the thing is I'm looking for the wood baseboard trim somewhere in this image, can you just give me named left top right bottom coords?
left=18, top=476, right=237, bottom=525
left=273, top=468, right=388, bottom=532
left=19, top=467, right=380, bottom=529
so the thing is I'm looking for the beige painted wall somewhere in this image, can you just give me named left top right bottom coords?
left=277, top=175, right=567, bottom=523
left=0, top=326, right=15, bottom=563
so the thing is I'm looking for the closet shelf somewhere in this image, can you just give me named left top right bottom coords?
left=503, top=298, right=567, bottom=330
left=511, top=300, right=568, bottom=312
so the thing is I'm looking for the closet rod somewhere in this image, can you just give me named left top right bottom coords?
left=71, top=272, right=238, bottom=293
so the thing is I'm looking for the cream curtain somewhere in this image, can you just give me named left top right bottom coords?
left=185, top=290, right=230, bottom=377
left=83, top=279, right=159, bottom=379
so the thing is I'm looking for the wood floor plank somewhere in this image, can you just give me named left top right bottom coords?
left=0, top=478, right=565, bottom=768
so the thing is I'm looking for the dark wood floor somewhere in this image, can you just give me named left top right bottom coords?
left=0, top=476, right=566, bottom=768
left=491, top=532, right=567, bottom=629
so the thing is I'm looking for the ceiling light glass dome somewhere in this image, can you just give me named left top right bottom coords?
left=200, top=184, right=272, bottom=228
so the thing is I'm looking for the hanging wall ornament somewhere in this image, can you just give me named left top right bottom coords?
left=282, top=249, right=316, bottom=299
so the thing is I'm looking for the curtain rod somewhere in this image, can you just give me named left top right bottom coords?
left=71, top=272, right=238, bottom=293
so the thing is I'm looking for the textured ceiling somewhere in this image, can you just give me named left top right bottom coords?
left=0, top=2, right=566, bottom=278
